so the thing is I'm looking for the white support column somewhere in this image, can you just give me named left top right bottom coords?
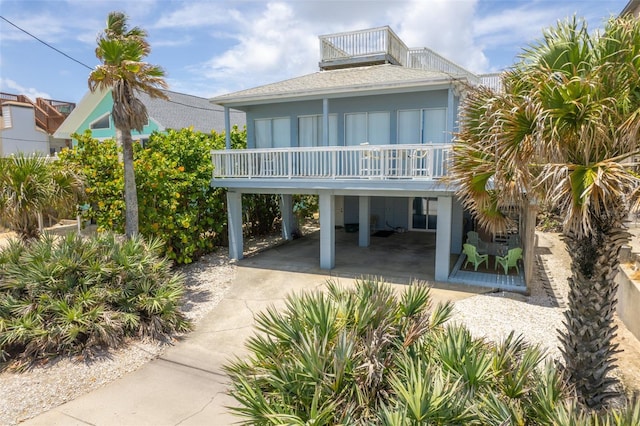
left=322, top=98, right=329, bottom=147
left=319, top=192, right=335, bottom=269
left=435, top=195, right=452, bottom=281
left=359, top=196, right=370, bottom=247
left=224, top=106, right=231, bottom=149
left=227, top=191, right=244, bottom=260
left=280, top=194, right=295, bottom=241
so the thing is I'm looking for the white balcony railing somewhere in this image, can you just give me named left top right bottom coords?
left=212, top=144, right=451, bottom=181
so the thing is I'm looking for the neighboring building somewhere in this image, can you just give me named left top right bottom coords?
left=54, top=88, right=246, bottom=144
left=621, top=0, right=640, bottom=17
left=0, top=92, right=75, bottom=156
left=210, top=26, right=531, bottom=290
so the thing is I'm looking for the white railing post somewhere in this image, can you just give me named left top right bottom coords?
left=331, top=150, right=337, bottom=179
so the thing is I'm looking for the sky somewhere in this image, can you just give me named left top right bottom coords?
left=0, top=0, right=630, bottom=104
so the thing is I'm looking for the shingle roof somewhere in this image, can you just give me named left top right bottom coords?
left=211, top=64, right=457, bottom=106
left=141, top=90, right=245, bottom=133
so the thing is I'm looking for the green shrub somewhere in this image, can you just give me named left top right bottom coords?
left=242, top=194, right=280, bottom=237
left=59, top=128, right=233, bottom=263
left=225, top=278, right=640, bottom=425
left=135, top=128, right=230, bottom=264
left=60, top=127, right=284, bottom=264
left=0, top=232, right=190, bottom=365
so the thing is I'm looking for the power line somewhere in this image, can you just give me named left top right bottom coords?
left=0, top=16, right=236, bottom=113
left=164, top=98, right=245, bottom=113
left=0, top=15, right=93, bottom=71
left=0, top=136, right=59, bottom=143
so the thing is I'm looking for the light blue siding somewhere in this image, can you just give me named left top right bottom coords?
left=245, top=90, right=452, bottom=148
left=343, top=196, right=410, bottom=231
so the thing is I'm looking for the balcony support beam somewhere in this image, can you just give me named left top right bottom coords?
left=280, top=194, right=296, bottom=241
left=447, top=87, right=454, bottom=143
left=359, top=196, right=370, bottom=247
left=319, top=192, right=335, bottom=269
left=227, top=191, right=244, bottom=260
left=322, top=98, right=329, bottom=146
left=435, top=195, right=452, bottom=281
left=224, top=107, right=231, bottom=149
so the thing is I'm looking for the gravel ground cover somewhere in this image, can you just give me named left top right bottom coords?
left=1, top=229, right=639, bottom=424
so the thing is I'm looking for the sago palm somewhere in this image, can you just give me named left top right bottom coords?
left=0, top=154, right=83, bottom=240
left=88, top=11, right=167, bottom=237
left=449, top=16, right=640, bottom=408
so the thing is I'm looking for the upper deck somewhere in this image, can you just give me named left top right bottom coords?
left=211, top=143, right=453, bottom=193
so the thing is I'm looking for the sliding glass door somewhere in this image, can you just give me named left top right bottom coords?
left=409, top=197, right=438, bottom=231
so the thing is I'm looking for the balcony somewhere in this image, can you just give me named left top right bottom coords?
left=319, top=26, right=408, bottom=70
left=0, top=92, right=76, bottom=134
left=212, top=144, right=451, bottom=190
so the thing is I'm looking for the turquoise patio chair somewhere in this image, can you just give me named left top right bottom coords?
left=495, top=247, right=523, bottom=275
left=463, top=243, right=489, bottom=271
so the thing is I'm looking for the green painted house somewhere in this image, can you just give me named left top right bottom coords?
left=54, top=88, right=245, bottom=143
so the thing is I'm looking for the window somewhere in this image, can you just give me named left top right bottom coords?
left=254, top=117, right=290, bottom=148
left=397, top=108, right=447, bottom=144
left=409, top=197, right=438, bottom=231
left=90, top=114, right=110, bottom=130
left=298, top=114, right=337, bottom=147
left=345, top=111, right=390, bottom=146
left=1, top=106, right=12, bottom=128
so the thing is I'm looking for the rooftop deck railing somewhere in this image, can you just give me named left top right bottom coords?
left=319, top=26, right=408, bottom=67
left=212, top=144, right=451, bottom=181
left=407, top=48, right=480, bottom=84
left=479, top=73, right=503, bottom=92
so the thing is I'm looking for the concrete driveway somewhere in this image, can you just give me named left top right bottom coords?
left=23, top=232, right=482, bottom=425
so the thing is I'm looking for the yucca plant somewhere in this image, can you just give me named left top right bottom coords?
left=0, top=154, right=83, bottom=240
left=227, top=279, right=640, bottom=424
left=0, top=232, right=190, bottom=366
left=226, top=278, right=453, bottom=425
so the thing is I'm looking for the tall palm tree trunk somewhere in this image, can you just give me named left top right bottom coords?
left=117, top=127, right=139, bottom=237
left=559, top=207, right=629, bottom=408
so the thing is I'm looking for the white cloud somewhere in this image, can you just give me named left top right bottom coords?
left=0, top=14, right=67, bottom=42
left=473, top=6, right=563, bottom=49
left=0, top=78, right=51, bottom=100
left=393, top=0, right=489, bottom=73
left=154, top=2, right=229, bottom=28
left=199, top=2, right=319, bottom=94
left=153, top=36, right=193, bottom=48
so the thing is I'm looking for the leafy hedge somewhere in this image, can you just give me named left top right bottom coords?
left=0, top=233, right=190, bottom=366
left=226, top=279, right=640, bottom=425
left=59, top=127, right=280, bottom=264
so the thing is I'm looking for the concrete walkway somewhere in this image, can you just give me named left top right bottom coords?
left=23, top=238, right=481, bottom=425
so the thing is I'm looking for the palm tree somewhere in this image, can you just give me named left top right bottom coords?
left=88, top=11, right=167, bottom=237
left=0, top=154, right=83, bottom=240
left=449, top=16, right=640, bottom=409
